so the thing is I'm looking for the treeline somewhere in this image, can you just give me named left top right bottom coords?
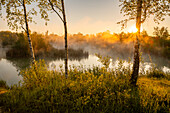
left=48, top=29, right=170, bottom=59
left=0, top=29, right=169, bottom=59
left=0, top=31, right=88, bottom=60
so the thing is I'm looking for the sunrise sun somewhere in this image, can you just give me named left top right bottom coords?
left=128, top=25, right=144, bottom=33
left=129, top=25, right=138, bottom=33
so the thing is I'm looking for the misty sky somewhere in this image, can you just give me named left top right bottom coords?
left=0, top=0, right=170, bottom=35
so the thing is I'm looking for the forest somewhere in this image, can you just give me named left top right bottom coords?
left=0, top=0, right=170, bottom=113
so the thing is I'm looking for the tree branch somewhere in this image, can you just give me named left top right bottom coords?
left=21, top=25, right=26, bottom=32
left=48, top=0, right=64, bottom=22
left=18, top=0, right=23, bottom=5
left=141, top=4, right=151, bottom=23
left=53, top=2, right=62, bottom=12
left=8, top=4, right=22, bottom=8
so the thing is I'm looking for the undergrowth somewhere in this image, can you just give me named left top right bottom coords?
left=0, top=60, right=169, bottom=113
left=0, top=80, right=9, bottom=89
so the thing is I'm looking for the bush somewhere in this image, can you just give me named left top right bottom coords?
left=0, top=31, right=18, bottom=47
left=0, top=80, right=9, bottom=89
left=5, top=32, right=89, bottom=60
left=0, top=60, right=169, bottom=113
left=147, top=69, right=169, bottom=80
left=6, top=33, right=30, bottom=58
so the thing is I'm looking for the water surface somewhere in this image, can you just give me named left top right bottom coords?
left=0, top=53, right=169, bottom=86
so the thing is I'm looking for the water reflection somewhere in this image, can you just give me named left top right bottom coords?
left=0, top=59, right=22, bottom=86
left=49, top=55, right=102, bottom=70
left=0, top=50, right=169, bottom=86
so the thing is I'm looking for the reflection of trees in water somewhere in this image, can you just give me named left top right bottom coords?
left=5, top=47, right=169, bottom=70
left=39, top=48, right=89, bottom=61
left=6, top=58, right=31, bottom=70
left=85, top=41, right=169, bottom=68
left=7, top=49, right=89, bottom=69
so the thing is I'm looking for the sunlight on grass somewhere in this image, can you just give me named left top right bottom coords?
left=0, top=60, right=169, bottom=113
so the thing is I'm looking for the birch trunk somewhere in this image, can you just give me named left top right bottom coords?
left=61, top=0, right=68, bottom=78
left=23, top=0, right=35, bottom=63
left=130, top=0, right=142, bottom=86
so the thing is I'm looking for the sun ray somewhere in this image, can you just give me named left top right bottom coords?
left=129, top=25, right=138, bottom=33
left=129, top=25, right=143, bottom=33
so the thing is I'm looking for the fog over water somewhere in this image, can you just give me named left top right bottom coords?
left=0, top=45, right=169, bottom=86
left=0, top=32, right=170, bottom=86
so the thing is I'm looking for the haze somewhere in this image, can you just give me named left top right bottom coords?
left=0, top=0, right=169, bottom=35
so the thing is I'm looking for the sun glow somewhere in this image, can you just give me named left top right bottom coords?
left=129, top=25, right=138, bottom=33
left=128, top=25, right=144, bottom=33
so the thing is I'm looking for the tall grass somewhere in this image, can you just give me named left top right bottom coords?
left=0, top=60, right=169, bottom=113
left=0, top=80, right=9, bottom=89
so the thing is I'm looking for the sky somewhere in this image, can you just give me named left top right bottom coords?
left=0, top=0, right=170, bottom=35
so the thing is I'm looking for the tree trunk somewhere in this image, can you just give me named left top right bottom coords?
left=23, top=0, right=35, bottom=64
left=130, top=0, right=142, bottom=86
left=61, top=0, right=68, bottom=78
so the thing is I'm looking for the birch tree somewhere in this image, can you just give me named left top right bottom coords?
left=38, top=0, right=68, bottom=78
left=0, top=1, right=2, bottom=18
left=119, top=0, right=170, bottom=86
left=1, top=0, right=37, bottom=63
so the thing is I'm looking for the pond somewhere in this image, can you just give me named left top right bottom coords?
left=0, top=48, right=170, bottom=86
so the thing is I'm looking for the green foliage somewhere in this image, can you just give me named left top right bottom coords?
left=6, top=32, right=52, bottom=58
left=1, top=30, right=169, bottom=59
left=0, top=80, right=9, bottom=89
left=163, top=46, right=170, bottom=59
left=0, top=31, right=18, bottom=47
left=147, top=69, right=169, bottom=79
left=1, top=0, right=37, bottom=31
left=0, top=60, right=169, bottom=113
left=153, top=27, right=169, bottom=39
left=118, top=0, right=170, bottom=29
left=37, top=0, right=62, bottom=24
left=95, top=54, right=111, bottom=69
left=1, top=31, right=89, bottom=60
left=6, top=33, right=30, bottom=58
left=31, top=32, right=52, bottom=57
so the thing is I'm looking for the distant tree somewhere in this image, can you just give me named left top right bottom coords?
left=141, top=29, right=148, bottom=37
left=119, top=0, right=170, bottom=86
left=38, top=0, right=68, bottom=78
left=118, top=32, right=126, bottom=43
left=153, top=26, right=169, bottom=48
left=153, top=27, right=169, bottom=39
left=1, top=0, right=37, bottom=63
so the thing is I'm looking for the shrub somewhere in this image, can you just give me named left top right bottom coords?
left=0, top=60, right=169, bottom=113
left=0, top=80, right=9, bottom=89
left=146, top=68, right=170, bottom=80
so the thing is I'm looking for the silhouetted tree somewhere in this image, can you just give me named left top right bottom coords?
left=141, top=29, right=148, bottom=37
left=153, top=26, right=169, bottom=48
left=153, top=27, right=169, bottom=39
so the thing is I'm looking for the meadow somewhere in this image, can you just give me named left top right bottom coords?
left=0, top=30, right=169, bottom=113
left=0, top=59, right=169, bottom=113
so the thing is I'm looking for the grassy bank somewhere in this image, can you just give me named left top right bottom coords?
left=0, top=60, right=169, bottom=113
left=0, top=80, right=8, bottom=95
